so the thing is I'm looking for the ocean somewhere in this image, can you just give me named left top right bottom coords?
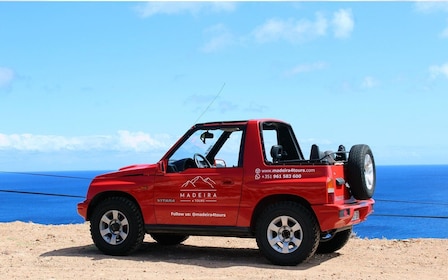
left=1, top=165, right=447, bottom=239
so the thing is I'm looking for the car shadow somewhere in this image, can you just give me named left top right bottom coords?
left=41, top=241, right=340, bottom=270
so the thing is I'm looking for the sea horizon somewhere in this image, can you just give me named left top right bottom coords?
left=1, top=165, right=447, bottom=239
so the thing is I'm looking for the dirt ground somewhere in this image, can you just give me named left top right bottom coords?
left=1, top=221, right=447, bottom=280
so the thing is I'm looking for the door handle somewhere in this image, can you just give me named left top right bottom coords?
left=222, top=179, right=234, bottom=185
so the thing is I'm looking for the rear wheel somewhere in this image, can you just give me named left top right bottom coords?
left=347, top=144, right=376, bottom=199
left=150, top=233, right=189, bottom=245
left=90, top=197, right=144, bottom=256
left=316, top=227, right=352, bottom=254
left=255, top=201, right=320, bottom=266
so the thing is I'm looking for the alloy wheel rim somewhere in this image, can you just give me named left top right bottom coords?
left=267, top=215, right=303, bottom=254
left=364, top=154, right=374, bottom=191
left=99, top=210, right=129, bottom=245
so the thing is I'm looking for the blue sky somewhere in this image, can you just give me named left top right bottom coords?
left=1, top=1, right=448, bottom=171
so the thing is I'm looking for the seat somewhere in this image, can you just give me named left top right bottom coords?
left=270, top=145, right=283, bottom=163
left=310, top=144, right=321, bottom=161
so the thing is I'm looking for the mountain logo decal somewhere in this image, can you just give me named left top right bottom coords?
left=180, top=176, right=217, bottom=203
left=181, top=176, right=216, bottom=190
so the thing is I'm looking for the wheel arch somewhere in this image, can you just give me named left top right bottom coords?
left=250, top=194, right=318, bottom=233
left=86, top=191, right=142, bottom=221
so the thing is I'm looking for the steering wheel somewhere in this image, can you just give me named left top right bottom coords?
left=193, top=153, right=212, bottom=168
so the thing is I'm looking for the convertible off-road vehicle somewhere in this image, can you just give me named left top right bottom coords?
left=78, top=119, right=375, bottom=265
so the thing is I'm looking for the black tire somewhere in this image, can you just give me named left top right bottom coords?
left=150, top=233, right=189, bottom=245
left=316, top=227, right=352, bottom=254
left=347, top=144, right=376, bottom=200
left=255, top=201, right=320, bottom=266
left=90, top=197, right=144, bottom=256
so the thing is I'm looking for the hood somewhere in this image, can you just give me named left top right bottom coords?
left=96, top=163, right=158, bottom=178
left=119, top=163, right=156, bottom=172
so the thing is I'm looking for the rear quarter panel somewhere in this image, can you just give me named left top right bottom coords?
left=237, top=165, right=332, bottom=227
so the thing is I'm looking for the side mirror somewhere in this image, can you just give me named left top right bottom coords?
left=214, top=159, right=226, bottom=168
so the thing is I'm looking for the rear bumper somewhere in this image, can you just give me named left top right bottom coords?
left=312, top=198, right=374, bottom=232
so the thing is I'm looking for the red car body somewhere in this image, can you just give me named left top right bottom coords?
left=78, top=119, right=375, bottom=265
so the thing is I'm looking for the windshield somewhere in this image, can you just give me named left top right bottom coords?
left=168, top=126, right=244, bottom=171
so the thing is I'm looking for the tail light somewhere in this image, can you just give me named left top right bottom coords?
left=327, top=177, right=335, bottom=203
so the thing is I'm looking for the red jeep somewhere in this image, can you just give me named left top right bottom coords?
left=78, top=119, right=375, bottom=265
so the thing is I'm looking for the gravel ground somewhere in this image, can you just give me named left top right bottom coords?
left=1, top=222, right=447, bottom=280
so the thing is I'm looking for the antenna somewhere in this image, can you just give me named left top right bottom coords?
left=194, top=82, right=226, bottom=124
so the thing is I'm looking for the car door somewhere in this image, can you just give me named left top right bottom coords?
left=153, top=166, right=243, bottom=226
left=152, top=126, right=245, bottom=226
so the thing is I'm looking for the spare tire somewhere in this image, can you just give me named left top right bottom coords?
left=346, top=144, right=376, bottom=200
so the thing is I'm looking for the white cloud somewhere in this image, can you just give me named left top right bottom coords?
left=0, top=131, right=172, bottom=152
left=252, top=9, right=354, bottom=44
left=332, top=9, right=354, bottom=39
left=284, top=62, right=327, bottom=77
left=253, top=13, right=328, bottom=44
left=198, top=8, right=354, bottom=53
left=414, top=2, right=448, bottom=38
left=361, top=76, right=379, bottom=89
left=207, top=2, right=236, bottom=13
left=201, top=24, right=235, bottom=53
left=414, top=1, right=448, bottom=13
left=116, top=130, right=169, bottom=152
left=135, top=1, right=236, bottom=18
left=429, top=63, right=448, bottom=79
left=0, top=67, right=14, bottom=88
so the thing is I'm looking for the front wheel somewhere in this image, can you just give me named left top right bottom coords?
left=90, top=197, right=144, bottom=256
left=255, top=202, right=320, bottom=266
